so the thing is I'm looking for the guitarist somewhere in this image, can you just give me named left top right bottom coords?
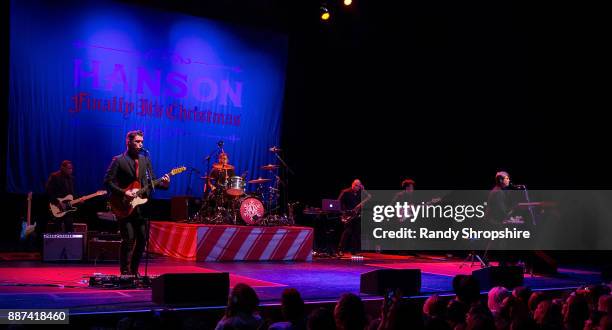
left=337, top=179, right=371, bottom=257
left=46, top=160, right=75, bottom=232
left=104, top=130, right=170, bottom=276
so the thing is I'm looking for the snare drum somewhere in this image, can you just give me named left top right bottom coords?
left=226, top=176, right=245, bottom=197
left=239, top=196, right=265, bottom=225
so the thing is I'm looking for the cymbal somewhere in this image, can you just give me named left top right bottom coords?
left=212, top=164, right=234, bottom=170
left=248, top=177, right=271, bottom=184
left=261, top=164, right=280, bottom=170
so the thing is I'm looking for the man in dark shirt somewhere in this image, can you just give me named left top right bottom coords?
left=392, top=178, right=416, bottom=204
left=485, top=171, right=517, bottom=265
left=486, top=171, right=512, bottom=224
left=104, top=130, right=170, bottom=275
left=205, top=152, right=237, bottom=212
left=337, top=179, right=370, bottom=256
left=46, top=160, right=75, bottom=232
left=207, top=152, right=235, bottom=192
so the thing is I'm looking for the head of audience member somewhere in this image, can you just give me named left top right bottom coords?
left=447, top=299, right=468, bottom=329
left=334, top=293, right=367, bottom=330
left=386, top=299, right=424, bottom=330
left=499, top=295, right=530, bottom=325
left=598, top=294, right=612, bottom=315
left=599, top=315, right=612, bottom=330
left=563, top=293, right=590, bottom=330
left=579, top=284, right=612, bottom=312
left=584, top=311, right=606, bottom=330
left=465, top=304, right=495, bottom=330
left=423, top=294, right=447, bottom=320
left=453, top=275, right=481, bottom=305
left=528, top=291, right=547, bottom=314
left=533, top=300, right=562, bottom=328
left=512, top=286, right=532, bottom=305
left=225, top=283, right=260, bottom=318
left=534, top=300, right=550, bottom=325
left=280, top=288, right=305, bottom=325
left=488, top=286, right=510, bottom=315
left=307, top=307, right=336, bottom=330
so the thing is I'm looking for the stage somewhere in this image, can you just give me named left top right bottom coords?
left=148, top=221, right=314, bottom=261
left=0, top=252, right=602, bottom=315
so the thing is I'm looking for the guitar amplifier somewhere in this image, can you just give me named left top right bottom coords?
left=87, top=239, right=121, bottom=262
left=171, top=196, right=198, bottom=220
left=43, top=233, right=84, bottom=261
left=74, top=223, right=87, bottom=233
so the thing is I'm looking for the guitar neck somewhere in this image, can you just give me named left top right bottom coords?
left=26, top=192, right=32, bottom=226
left=139, top=171, right=175, bottom=192
left=72, top=192, right=101, bottom=205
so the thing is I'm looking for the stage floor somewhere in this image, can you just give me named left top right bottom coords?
left=0, top=253, right=601, bottom=314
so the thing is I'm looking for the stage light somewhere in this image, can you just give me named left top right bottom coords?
left=343, top=0, right=352, bottom=6
left=320, top=6, right=330, bottom=21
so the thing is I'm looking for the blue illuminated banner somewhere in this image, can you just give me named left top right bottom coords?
left=8, top=0, right=287, bottom=198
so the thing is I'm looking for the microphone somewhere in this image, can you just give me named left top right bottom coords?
left=269, top=146, right=282, bottom=153
left=512, top=183, right=526, bottom=189
left=140, top=147, right=150, bottom=155
left=217, top=140, right=224, bottom=148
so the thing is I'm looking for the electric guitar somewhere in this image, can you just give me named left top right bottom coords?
left=341, top=194, right=373, bottom=224
left=109, top=166, right=186, bottom=219
left=20, top=192, right=36, bottom=240
left=49, top=190, right=107, bottom=218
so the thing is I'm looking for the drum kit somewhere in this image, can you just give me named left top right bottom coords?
left=190, top=163, right=293, bottom=226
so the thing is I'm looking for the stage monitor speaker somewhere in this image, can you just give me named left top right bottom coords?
left=360, top=269, right=421, bottom=296
left=43, top=233, right=84, bottom=261
left=171, top=196, right=197, bottom=221
left=152, top=272, right=230, bottom=305
left=472, top=266, right=524, bottom=290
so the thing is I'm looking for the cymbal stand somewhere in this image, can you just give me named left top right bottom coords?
left=272, top=150, right=294, bottom=215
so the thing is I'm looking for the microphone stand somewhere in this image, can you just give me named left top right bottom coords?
left=202, top=149, right=218, bottom=200
left=273, top=151, right=294, bottom=216
left=520, top=185, right=537, bottom=226
left=142, top=150, right=154, bottom=283
left=185, top=166, right=200, bottom=196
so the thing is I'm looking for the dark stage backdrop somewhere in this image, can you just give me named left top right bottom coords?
left=278, top=0, right=610, bottom=205
left=7, top=0, right=287, bottom=198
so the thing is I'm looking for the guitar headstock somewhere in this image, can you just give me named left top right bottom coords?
left=96, top=190, right=107, bottom=196
left=27, top=191, right=33, bottom=201
left=170, top=166, right=187, bottom=176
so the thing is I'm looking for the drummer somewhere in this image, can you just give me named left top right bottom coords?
left=207, top=152, right=235, bottom=193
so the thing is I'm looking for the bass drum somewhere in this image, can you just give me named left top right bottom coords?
left=239, top=196, right=265, bottom=225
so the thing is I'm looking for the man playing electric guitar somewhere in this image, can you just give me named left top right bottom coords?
left=46, top=160, right=76, bottom=232
left=49, top=190, right=107, bottom=218
left=337, top=179, right=371, bottom=257
left=104, top=130, right=170, bottom=276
